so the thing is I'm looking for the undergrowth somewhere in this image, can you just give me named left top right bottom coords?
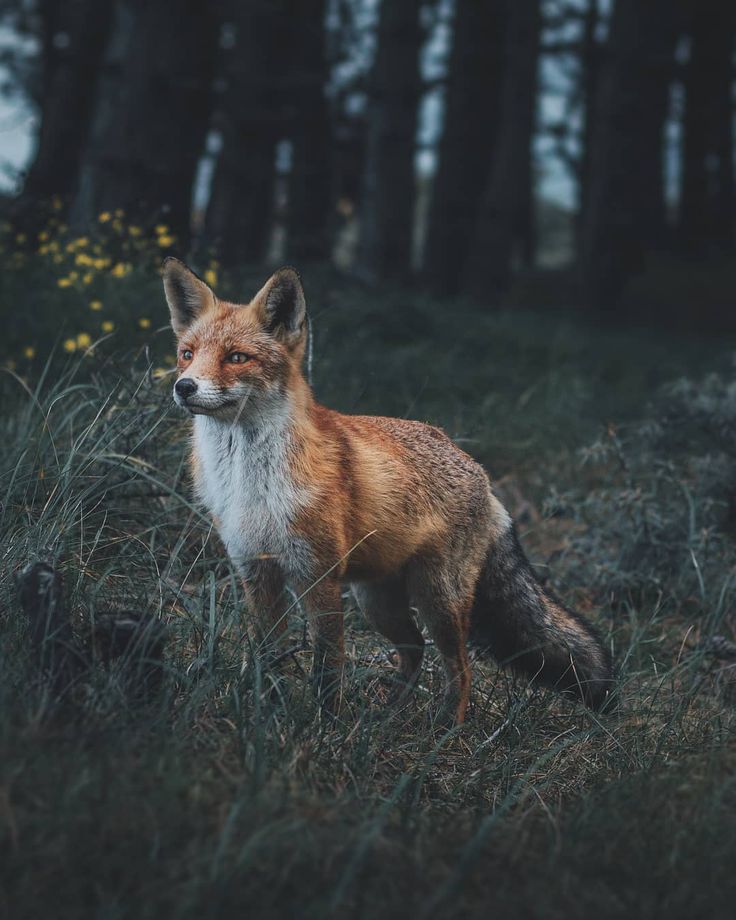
left=0, top=275, right=735, bottom=918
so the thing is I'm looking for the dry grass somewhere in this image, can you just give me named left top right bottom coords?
left=1, top=267, right=735, bottom=919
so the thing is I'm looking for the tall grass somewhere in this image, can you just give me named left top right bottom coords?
left=1, top=290, right=735, bottom=918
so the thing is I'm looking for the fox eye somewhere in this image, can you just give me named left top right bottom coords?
left=226, top=352, right=252, bottom=364
left=180, top=349, right=193, bottom=361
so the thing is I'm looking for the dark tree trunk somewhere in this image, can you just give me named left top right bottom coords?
left=465, top=0, right=541, bottom=300
left=423, top=0, right=508, bottom=297
left=581, top=0, right=681, bottom=310
left=285, top=0, right=333, bottom=263
left=202, top=1, right=284, bottom=266
left=71, top=0, right=217, bottom=246
left=13, top=0, right=113, bottom=227
left=358, top=0, right=423, bottom=282
left=576, top=0, right=601, bottom=251
left=679, top=0, right=736, bottom=255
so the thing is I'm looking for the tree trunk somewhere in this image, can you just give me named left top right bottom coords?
left=72, top=0, right=217, bottom=246
left=285, top=0, right=333, bottom=263
left=465, top=0, right=541, bottom=301
left=581, top=0, right=681, bottom=310
left=202, top=1, right=284, bottom=266
left=13, top=0, right=113, bottom=227
left=679, top=0, right=736, bottom=255
left=423, top=0, right=508, bottom=297
left=358, top=0, right=423, bottom=282
left=576, top=0, right=601, bottom=252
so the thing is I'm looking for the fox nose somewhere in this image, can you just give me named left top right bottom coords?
left=175, top=377, right=198, bottom=399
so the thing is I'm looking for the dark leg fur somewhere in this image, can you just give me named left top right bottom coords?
left=352, top=579, right=425, bottom=703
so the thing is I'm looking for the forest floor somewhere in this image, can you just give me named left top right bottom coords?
left=2, top=231, right=736, bottom=918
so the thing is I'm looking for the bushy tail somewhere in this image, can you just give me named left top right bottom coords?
left=469, top=524, right=614, bottom=710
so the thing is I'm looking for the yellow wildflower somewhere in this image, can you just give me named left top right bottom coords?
left=138, top=317, right=151, bottom=329
left=154, top=224, right=169, bottom=235
left=23, top=346, right=35, bottom=359
left=101, top=320, right=114, bottom=333
left=38, top=245, right=49, bottom=256
left=62, top=338, right=76, bottom=353
left=128, top=226, right=143, bottom=237
left=76, top=332, right=92, bottom=349
left=82, top=272, right=94, bottom=285
left=152, top=367, right=169, bottom=380
left=157, top=235, right=174, bottom=247
left=204, top=268, right=217, bottom=287
left=114, top=208, right=124, bottom=218
left=98, top=211, right=112, bottom=223
left=38, top=231, right=49, bottom=242
left=57, top=277, right=72, bottom=288
left=110, top=262, right=129, bottom=278
left=75, top=252, right=93, bottom=266
left=90, top=300, right=103, bottom=311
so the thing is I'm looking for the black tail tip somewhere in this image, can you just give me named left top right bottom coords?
left=559, top=670, right=617, bottom=713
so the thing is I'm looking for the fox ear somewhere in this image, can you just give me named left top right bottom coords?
left=251, top=267, right=306, bottom=346
left=162, top=257, right=216, bottom=335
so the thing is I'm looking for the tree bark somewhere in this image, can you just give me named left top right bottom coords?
left=580, top=0, right=681, bottom=310
left=358, top=0, right=423, bottom=282
left=13, top=0, right=113, bottom=226
left=576, top=0, right=601, bottom=251
left=71, top=0, right=217, bottom=246
left=679, top=0, right=736, bottom=255
left=465, top=0, right=541, bottom=301
left=285, top=0, right=333, bottom=263
left=202, top=1, right=284, bottom=265
left=423, top=0, right=508, bottom=296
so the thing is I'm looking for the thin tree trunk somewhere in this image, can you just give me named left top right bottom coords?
left=576, top=0, right=601, bottom=252
left=581, top=0, right=681, bottom=311
left=465, top=0, right=540, bottom=301
left=202, top=1, right=283, bottom=265
left=423, top=0, right=508, bottom=297
left=680, top=0, right=736, bottom=254
left=13, top=0, right=113, bottom=226
left=286, top=0, right=333, bottom=263
left=72, top=0, right=217, bottom=246
left=358, top=0, right=423, bottom=282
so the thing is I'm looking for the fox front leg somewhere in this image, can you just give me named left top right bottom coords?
left=300, top=576, right=345, bottom=717
left=241, top=560, right=293, bottom=684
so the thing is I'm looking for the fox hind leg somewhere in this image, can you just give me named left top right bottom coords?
left=352, top=578, right=425, bottom=706
left=407, top=559, right=475, bottom=727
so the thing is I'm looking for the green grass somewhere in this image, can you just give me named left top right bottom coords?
left=1, top=260, right=736, bottom=919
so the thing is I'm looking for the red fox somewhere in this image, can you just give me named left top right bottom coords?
left=163, top=259, right=614, bottom=723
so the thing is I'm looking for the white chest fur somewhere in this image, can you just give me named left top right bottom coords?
left=192, top=413, right=310, bottom=578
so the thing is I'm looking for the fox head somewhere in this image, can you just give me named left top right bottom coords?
left=163, top=258, right=308, bottom=422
